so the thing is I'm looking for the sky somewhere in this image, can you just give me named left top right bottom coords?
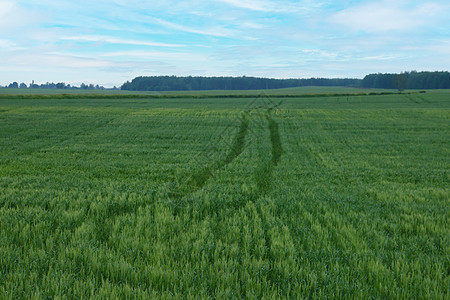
left=0, top=0, right=449, bottom=88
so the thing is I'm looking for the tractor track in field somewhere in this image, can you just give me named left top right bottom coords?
left=164, top=92, right=283, bottom=214
left=166, top=115, right=250, bottom=212
left=417, top=95, right=432, bottom=103
left=252, top=111, right=284, bottom=281
left=254, top=112, right=283, bottom=197
left=404, top=94, right=433, bottom=104
left=268, top=114, right=282, bottom=167
left=185, top=115, right=249, bottom=191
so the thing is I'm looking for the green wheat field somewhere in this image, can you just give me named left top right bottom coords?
left=0, top=88, right=448, bottom=298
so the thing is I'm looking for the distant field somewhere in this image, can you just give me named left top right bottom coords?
left=0, top=89, right=448, bottom=298
left=0, top=86, right=396, bottom=96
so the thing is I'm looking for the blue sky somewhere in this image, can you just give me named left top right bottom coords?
left=1, top=0, right=449, bottom=87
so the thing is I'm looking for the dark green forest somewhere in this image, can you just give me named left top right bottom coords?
left=120, top=76, right=360, bottom=91
left=120, top=71, right=450, bottom=91
left=361, top=71, right=450, bottom=89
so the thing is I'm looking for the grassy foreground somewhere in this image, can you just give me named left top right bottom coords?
left=0, top=89, right=448, bottom=298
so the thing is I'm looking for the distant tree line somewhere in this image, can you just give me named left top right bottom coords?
left=2, top=71, right=449, bottom=91
left=121, top=72, right=450, bottom=91
left=0, top=81, right=109, bottom=90
left=361, top=71, right=450, bottom=89
left=121, top=76, right=361, bottom=91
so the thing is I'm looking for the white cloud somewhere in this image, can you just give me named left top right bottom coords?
left=357, top=55, right=400, bottom=61
left=217, top=0, right=313, bottom=13
left=0, top=39, right=16, bottom=49
left=101, top=50, right=207, bottom=61
left=402, top=39, right=450, bottom=56
left=301, top=49, right=338, bottom=59
left=331, top=1, right=442, bottom=33
left=218, top=0, right=273, bottom=12
left=0, top=0, right=37, bottom=30
left=60, top=35, right=184, bottom=48
left=2, top=52, right=114, bottom=69
left=0, top=0, right=13, bottom=14
left=146, top=17, right=236, bottom=37
left=241, top=22, right=265, bottom=29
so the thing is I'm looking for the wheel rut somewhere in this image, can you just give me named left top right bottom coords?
left=268, top=114, right=282, bottom=167
left=187, top=115, right=249, bottom=190
left=164, top=93, right=283, bottom=214
left=254, top=112, right=283, bottom=197
left=166, top=115, right=250, bottom=211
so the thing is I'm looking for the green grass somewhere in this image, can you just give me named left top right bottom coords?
left=0, top=89, right=448, bottom=298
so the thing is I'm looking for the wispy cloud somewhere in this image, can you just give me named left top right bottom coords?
left=218, top=0, right=275, bottom=12
left=301, top=49, right=338, bottom=59
left=331, top=1, right=443, bottom=33
left=101, top=50, right=206, bottom=61
left=0, top=0, right=38, bottom=30
left=60, top=35, right=185, bottom=48
left=217, top=0, right=317, bottom=13
left=146, top=17, right=236, bottom=38
left=0, top=39, right=17, bottom=49
left=357, top=55, right=401, bottom=61
left=0, top=0, right=14, bottom=16
left=4, top=52, right=114, bottom=69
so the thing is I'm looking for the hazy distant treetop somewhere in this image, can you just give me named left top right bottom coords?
left=1, top=81, right=106, bottom=90
left=8, top=82, right=18, bottom=89
left=121, top=72, right=449, bottom=91
left=121, top=76, right=360, bottom=91
left=362, top=71, right=450, bottom=89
